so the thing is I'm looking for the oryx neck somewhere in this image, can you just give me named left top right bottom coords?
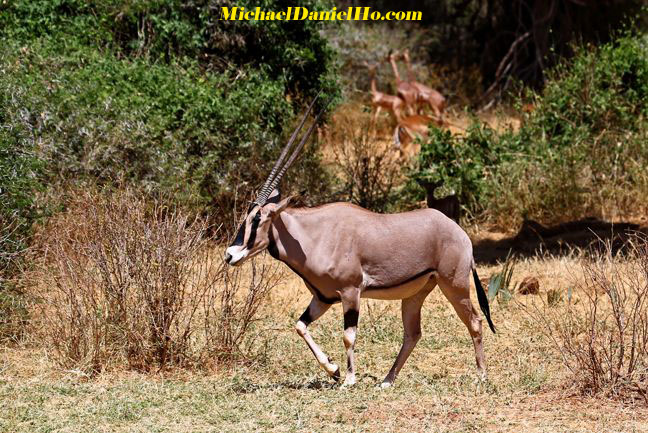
left=268, top=208, right=320, bottom=266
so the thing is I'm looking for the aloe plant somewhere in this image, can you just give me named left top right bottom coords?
left=487, top=250, right=516, bottom=304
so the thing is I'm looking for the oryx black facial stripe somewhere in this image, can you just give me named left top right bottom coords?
left=231, top=203, right=258, bottom=247
left=232, top=223, right=246, bottom=246
left=246, top=211, right=261, bottom=250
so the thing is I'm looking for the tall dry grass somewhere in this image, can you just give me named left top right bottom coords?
left=524, top=233, right=648, bottom=402
left=27, top=189, right=281, bottom=374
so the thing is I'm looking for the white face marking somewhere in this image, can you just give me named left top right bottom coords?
left=225, top=245, right=248, bottom=266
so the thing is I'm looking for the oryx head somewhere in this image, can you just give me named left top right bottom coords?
left=225, top=93, right=329, bottom=266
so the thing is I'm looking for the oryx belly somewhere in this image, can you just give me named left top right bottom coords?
left=361, top=269, right=436, bottom=300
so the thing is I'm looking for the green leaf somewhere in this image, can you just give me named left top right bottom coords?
left=488, top=275, right=502, bottom=301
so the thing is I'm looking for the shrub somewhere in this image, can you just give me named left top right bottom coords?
left=408, top=33, right=648, bottom=226
left=0, top=0, right=338, bottom=100
left=524, top=234, right=648, bottom=401
left=406, top=124, right=500, bottom=215
left=0, top=219, right=30, bottom=343
left=327, top=111, right=402, bottom=212
left=487, top=251, right=517, bottom=305
left=0, top=83, right=44, bottom=341
left=0, top=0, right=339, bottom=228
left=29, top=189, right=281, bottom=373
left=1, top=0, right=338, bottom=342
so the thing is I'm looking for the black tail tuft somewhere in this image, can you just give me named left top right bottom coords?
left=473, top=269, right=496, bottom=333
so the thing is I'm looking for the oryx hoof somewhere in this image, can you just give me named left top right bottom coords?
left=330, top=366, right=341, bottom=382
left=342, top=373, right=355, bottom=388
left=379, top=381, right=393, bottom=389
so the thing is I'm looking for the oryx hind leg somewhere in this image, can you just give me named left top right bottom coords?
left=295, top=296, right=339, bottom=381
left=339, top=287, right=361, bottom=387
left=381, top=281, right=435, bottom=388
left=437, top=275, right=487, bottom=379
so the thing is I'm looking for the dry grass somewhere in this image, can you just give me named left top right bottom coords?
left=2, top=246, right=648, bottom=432
left=522, top=234, right=648, bottom=401
left=25, top=189, right=281, bottom=374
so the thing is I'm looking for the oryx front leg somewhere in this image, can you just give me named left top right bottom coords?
left=381, top=287, right=433, bottom=388
left=340, top=287, right=361, bottom=387
left=295, top=297, right=339, bottom=381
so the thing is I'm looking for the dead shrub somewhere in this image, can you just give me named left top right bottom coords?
left=0, top=218, right=30, bottom=342
left=524, top=233, right=648, bottom=402
left=207, top=262, right=280, bottom=361
left=329, top=115, right=402, bottom=212
left=29, top=189, right=280, bottom=373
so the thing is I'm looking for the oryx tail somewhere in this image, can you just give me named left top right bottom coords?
left=472, top=266, right=496, bottom=333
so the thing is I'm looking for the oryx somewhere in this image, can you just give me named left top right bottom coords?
left=225, top=95, right=495, bottom=388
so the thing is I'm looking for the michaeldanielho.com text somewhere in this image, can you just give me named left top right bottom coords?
left=220, top=7, right=422, bottom=21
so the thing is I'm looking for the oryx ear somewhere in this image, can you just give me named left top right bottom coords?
left=265, top=196, right=292, bottom=219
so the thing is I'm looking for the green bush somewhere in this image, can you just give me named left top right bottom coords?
left=0, top=0, right=337, bottom=101
left=0, top=81, right=43, bottom=341
left=0, top=0, right=339, bottom=339
left=0, top=0, right=339, bottom=223
left=409, top=32, right=648, bottom=225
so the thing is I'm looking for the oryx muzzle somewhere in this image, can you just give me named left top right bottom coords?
left=225, top=91, right=495, bottom=388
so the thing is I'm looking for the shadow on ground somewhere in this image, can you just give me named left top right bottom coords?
left=230, top=373, right=385, bottom=393
left=230, top=378, right=339, bottom=393
left=473, top=218, right=647, bottom=264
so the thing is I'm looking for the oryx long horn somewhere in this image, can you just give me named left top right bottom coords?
left=255, top=92, right=321, bottom=205
left=265, top=97, right=332, bottom=193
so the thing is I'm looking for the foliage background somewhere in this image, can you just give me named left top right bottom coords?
left=0, top=0, right=339, bottom=339
left=407, top=33, right=648, bottom=225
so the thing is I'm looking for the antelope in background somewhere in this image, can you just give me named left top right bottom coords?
left=417, top=179, right=460, bottom=223
left=363, top=61, right=404, bottom=129
left=387, top=51, right=418, bottom=116
left=401, top=49, right=447, bottom=122
left=393, top=114, right=442, bottom=158
left=225, top=94, right=495, bottom=388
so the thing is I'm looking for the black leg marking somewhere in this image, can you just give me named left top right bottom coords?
left=298, top=308, right=313, bottom=326
left=332, top=367, right=341, bottom=381
left=344, top=309, right=359, bottom=330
